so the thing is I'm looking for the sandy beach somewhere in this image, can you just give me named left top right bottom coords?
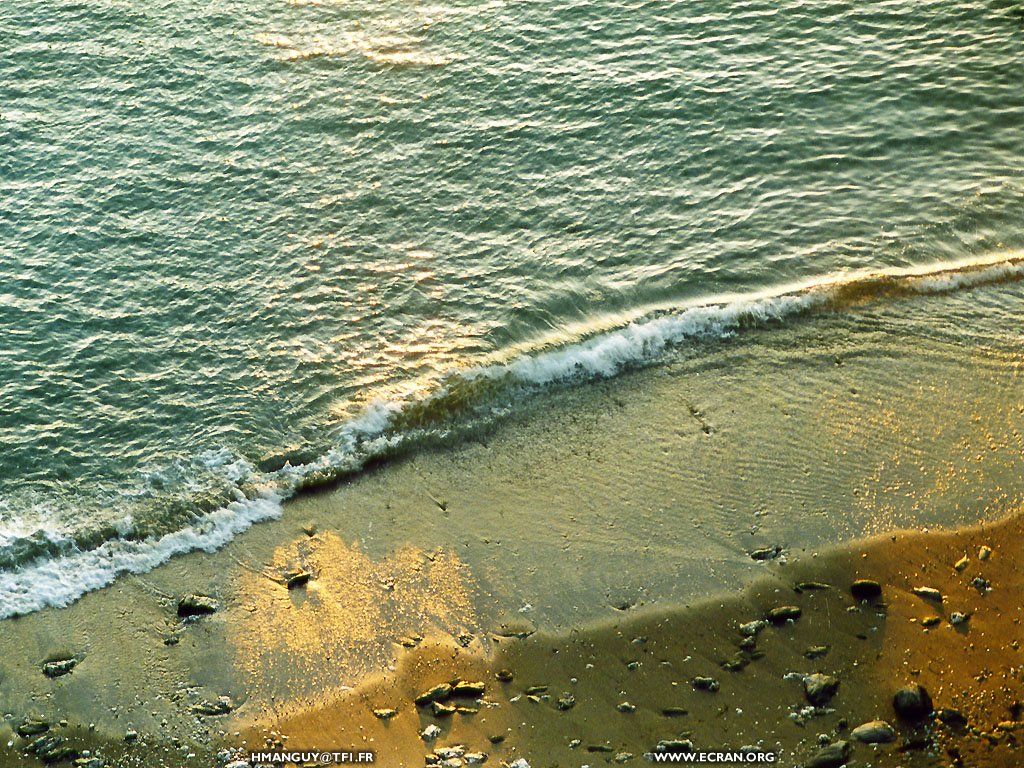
left=0, top=311, right=1021, bottom=768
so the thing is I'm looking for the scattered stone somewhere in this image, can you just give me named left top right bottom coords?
left=421, top=724, right=442, bottom=741
left=892, top=683, right=933, bottom=721
left=796, top=581, right=831, bottom=591
left=431, top=701, right=456, bottom=717
left=73, top=758, right=105, bottom=768
left=451, top=680, right=486, bottom=697
left=454, top=704, right=479, bottom=715
left=661, top=707, right=688, bottom=717
left=464, top=754, right=487, bottom=764
left=124, top=729, right=139, bottom=743
left=739, top=636, right=757, bottom=651
left=285, top=571, right=312, bottom=589
left=435, top=747, right=465, bottom=760
left=650, top=739, right=694, bottom=754
left=613, top=752, right=633, bottom=763
left=177, top=594, right=219, bottom=617
left=803, top=674, right=840, bottom=706
left=953, top=556, right=969, bottom=571
left=805, top=740, right=850, bottom=768
left=691, top=677, right=720, bottom=692
left=950, top=612, right=969, bottom=626
left=739, top=619, right=767, bottom=637
left=372, top=708, right=397, bottom=720
left=495, top=669, right=514, bottom=683
left=850, top=579, right=882, bottom=601
left=936, top=709, right=968, bottom=728
left=524, top=685, right=548, bottom=695
left=750, top=545, right=783, bottom=561
left=767, top=606, right=802, bottom=624
left=616, top=701, right=636, bottom=713
left=192, top=696, right=234, bottom=716
left=721, top=655, right=748, bottom=672
left=921, top=616, right=941, bottom=627
left=16, top=717, right=50, bottom=737
left=911, top=586, right=943, bottom=602
left=487, top=734, right=505, bottom=744
left=494, top=620, right=535, bottom=639
left=506, top=760, right=530, bottom=768
left=979, top=545, right=992, bottom=561
left=556, top=693, right=576, bottom=711
left=804, top=645, right=829, bottom=659
left=971, top=576, right=991, bottom=593
left=851, top=720, right=896, bottom=744
left=42, top=658, right=77, bottom=678
left=415, top=683, right=453, bottom=706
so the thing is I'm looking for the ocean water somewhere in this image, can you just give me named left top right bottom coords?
left=1, top=0, right=1024, bottom=616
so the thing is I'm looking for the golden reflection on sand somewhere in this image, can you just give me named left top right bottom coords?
left=229, top=532, right=476, bottom=702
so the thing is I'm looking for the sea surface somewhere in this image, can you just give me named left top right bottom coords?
left=1, top=0, right=1023, bottom=617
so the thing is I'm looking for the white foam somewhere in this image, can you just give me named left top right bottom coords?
left=0, top=493, right=283, bottom=618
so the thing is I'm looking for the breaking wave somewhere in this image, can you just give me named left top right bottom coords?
left=1, top=251, right=1021, bottom=618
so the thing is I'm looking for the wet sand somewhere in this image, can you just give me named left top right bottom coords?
left=240, top=511, right=1023, bottom=767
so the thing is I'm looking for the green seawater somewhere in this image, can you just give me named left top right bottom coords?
left=1, top=0, right=1023, bottom=611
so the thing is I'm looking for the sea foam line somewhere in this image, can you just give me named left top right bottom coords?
left=0, top=251, right=1021, bottom=618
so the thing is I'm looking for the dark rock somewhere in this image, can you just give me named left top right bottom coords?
left=16, top=717, right=50, bottom=737
left=921, top=616, right=941, bottom=627
left=893, top=683, right=933, bottom=721
left=850, top=579, right=882, bottom=601
left=495, top=669, right=514, bottom=683
left=661, top=707, right=688, bottom=717
left=796, top=581, right=831, bottom=592
left=415, top=683, right=452, bottom=706
left=804, top=645, right=829, bottom=659
left=750, top=545, right=782, bottom=561
left=524, top=685, right=548, bottom=695
left=372, top=708, right=397, bottom=719
left=911, top=586, right=943, bottom=602
left=616, top=701, right=636, bottom=713
left=851, top=720, right=896, bottom=743
left=651, top=740, right=694, bottom=754
left=285, top=571, right=312, bottom=589
left=924, top=709, right=956, bottom=729
left=803, top=673, right=840, bottom=706
left=42, top=658, right=77, bottom=678
left=804, top=740, right=850, bottom=768
left=767, top=605, right=802, bottom=624
left=691, top=676, right=720, bottom=692
left=451, top=680, right=486, bottom=697
left=431, top=701, right=456, bottom=717
left=971, top=576, right=991, bottom=593
left=556, top=694, right=576, bottom=711
left=177, top=594, right=219, bottom=617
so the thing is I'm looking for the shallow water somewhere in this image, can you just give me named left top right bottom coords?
left=1, top=0, right=1023, bottom=614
